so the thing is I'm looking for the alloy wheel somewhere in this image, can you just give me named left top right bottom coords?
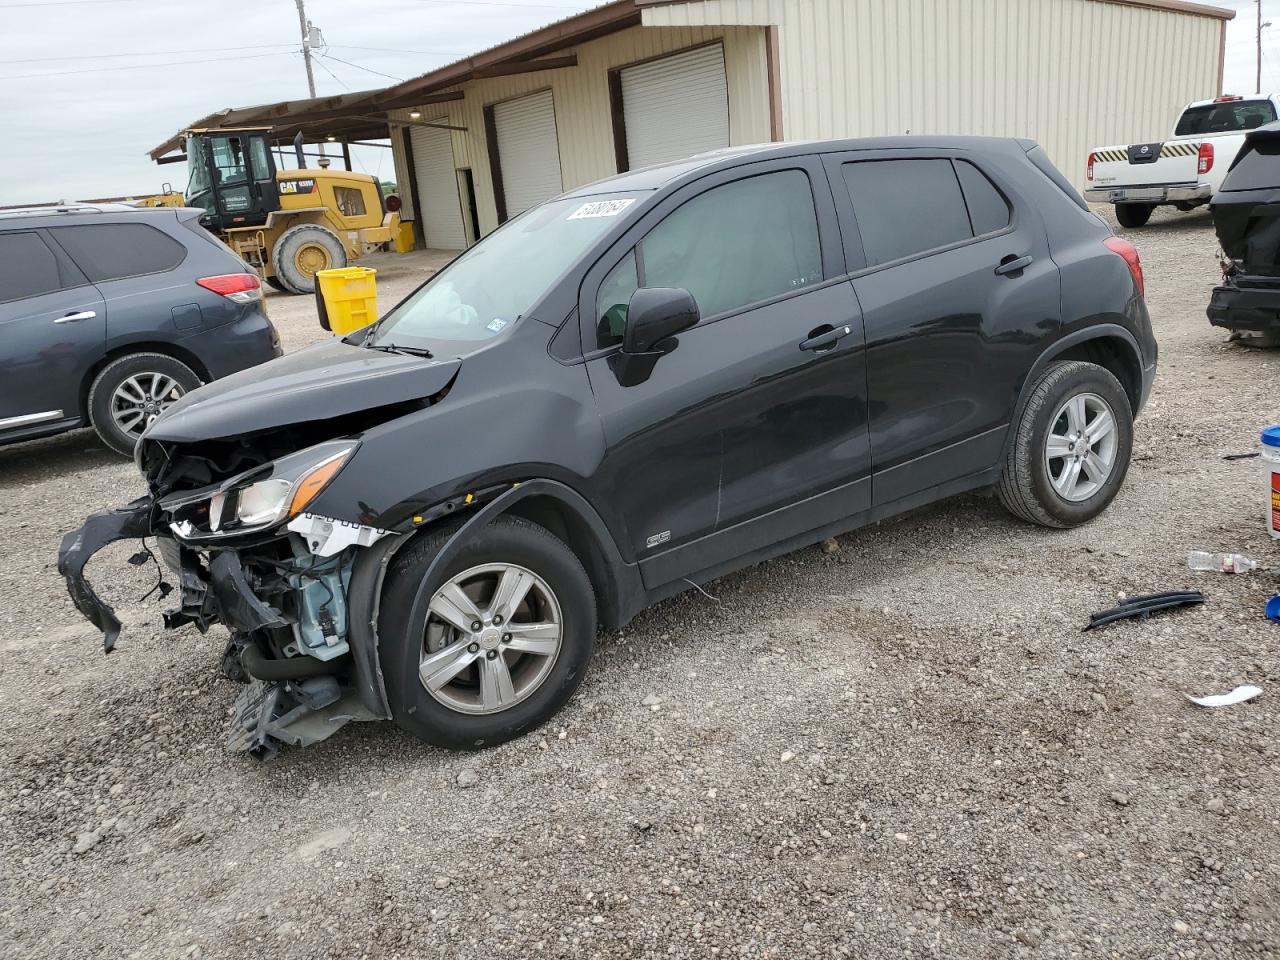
left=1045, top=392, right=1117, bottom=502
left=110, top=372, right=186, bottom=440
left=419, top=562, right=563, bottom=715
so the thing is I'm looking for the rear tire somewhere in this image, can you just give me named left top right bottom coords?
left=997, top=360, right=1133, bottom=529
left=1114, top=202, right=1155, bottom=228
left=87, top=352, right=201, bottom=457
left=271, top=224, right=347, bottom=295
left=264, top=275, right=288, bottom=293
left=378, top=516, right=596, bottom=751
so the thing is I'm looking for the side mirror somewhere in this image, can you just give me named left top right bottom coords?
left=622, top=287, right=699, bottom=354
left=609, top=287, right=699, bottom=388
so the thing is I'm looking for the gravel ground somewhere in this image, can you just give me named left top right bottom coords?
left=2, top=209, right=1279, bottom=959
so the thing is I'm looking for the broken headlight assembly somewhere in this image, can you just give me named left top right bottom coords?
left=163, top=440, right=357, bottom=542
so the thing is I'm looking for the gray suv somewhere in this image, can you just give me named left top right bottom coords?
left=0, top=203, right=281, bottom=455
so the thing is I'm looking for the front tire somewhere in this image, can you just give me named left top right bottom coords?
left=997, top=360, right=1133, bottom=528
left=87, top=352, right=200, bottom=456
left=271, top=224, right=347, bottom=295
left=378, top=516, right=596, bottom=750
left=1115, top=202, right=1155, bottom=228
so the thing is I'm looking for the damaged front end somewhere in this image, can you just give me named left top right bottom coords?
left=58, top=432, right=405, bottom=760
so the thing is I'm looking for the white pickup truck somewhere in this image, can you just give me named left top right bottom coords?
left=1085, top=95, right=1280, bottom=227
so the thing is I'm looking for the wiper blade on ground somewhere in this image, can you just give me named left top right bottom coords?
left=363, top=342, right=434, bottom=358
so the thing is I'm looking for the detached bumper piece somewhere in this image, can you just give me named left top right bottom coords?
left=57, top=498, right=155, bottom=652
left=1084, top=590, right=1206, bottom=631
left=1207, top=281, right=1280, bottom=334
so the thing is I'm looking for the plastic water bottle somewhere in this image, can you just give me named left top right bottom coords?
left=1188, top=551, right=1258, bottom=574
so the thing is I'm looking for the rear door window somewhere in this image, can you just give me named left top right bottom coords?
left=840, top=159, right=972, bottom=266
left=49, top=223, right=186, bottom=282
left=0, top=231, right=67, bottom=302
left=595, top=169, right=823, bottom=348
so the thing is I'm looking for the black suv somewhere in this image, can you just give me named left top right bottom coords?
left=61, top=138, right=1155, bottom=758
left=0, top=204, right=280, bottom=455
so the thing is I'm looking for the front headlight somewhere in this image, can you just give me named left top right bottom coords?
left=166, top=440, right=357, bottom=541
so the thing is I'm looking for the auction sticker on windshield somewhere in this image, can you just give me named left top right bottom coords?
left=568, top=199, right=635, bottom=220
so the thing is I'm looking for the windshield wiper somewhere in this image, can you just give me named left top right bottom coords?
left=364, top=342, right=434, bottom=359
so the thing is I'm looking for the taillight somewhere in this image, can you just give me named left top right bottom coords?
left=1198, top=141, right=1214, bottom=175
left=1087, top=152, right=1095, bottom=182
left=197, top=273, right=261, bottom=304
left=1103, top=236, right=1144, bottom=296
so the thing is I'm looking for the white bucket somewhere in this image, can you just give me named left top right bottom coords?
left=1264, top=425, right=1280, bottom=540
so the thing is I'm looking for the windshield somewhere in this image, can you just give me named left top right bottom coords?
left=1175, top=100, right=1277, bottom=136
left=367, top=194, right=643, bottom=348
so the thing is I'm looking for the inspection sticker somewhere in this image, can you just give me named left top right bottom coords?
left=568, top=198, right=635, bottom=220
left=486, top=317, right=509, bottom=332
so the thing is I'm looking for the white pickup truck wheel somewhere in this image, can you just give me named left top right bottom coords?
left=1115, top=203, right=1154, bottom=228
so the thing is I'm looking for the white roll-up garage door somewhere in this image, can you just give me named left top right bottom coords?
left=621, top=44, right=729, bottom=170
left=410, top=120, right=467, bottom=250
left=492, top=90, right=563, bottom=218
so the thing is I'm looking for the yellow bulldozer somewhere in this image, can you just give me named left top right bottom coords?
left=176, top=127, right=400, bottom=294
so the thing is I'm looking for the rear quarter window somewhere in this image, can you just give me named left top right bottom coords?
left=48, top=222, right=186, bottom=282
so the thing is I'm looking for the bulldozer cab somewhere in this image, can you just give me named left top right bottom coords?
left=184, top=129, right=280, bottom=232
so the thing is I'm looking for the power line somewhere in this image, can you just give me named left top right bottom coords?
left=317, top=52, right=403, bottom=82
left=311, top=55, right=350, bottom=91
left=0, top=43, right=295, bottom=65
left=0, top=50, right=293, bottom=81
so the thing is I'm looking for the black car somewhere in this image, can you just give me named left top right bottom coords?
left=1207, top=121, right=1280, bottom=343
left=0, top=203, right=280, bottom=455
left=60, top=138, right=1156, bottom=758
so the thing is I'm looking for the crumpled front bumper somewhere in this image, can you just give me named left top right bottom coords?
left=56, top=497, right=292, bottom=652
left=57, top=496, right=401, bottom=758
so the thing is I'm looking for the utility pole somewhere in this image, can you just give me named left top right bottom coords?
left=294, top=0, right=317, bottom=98
left=293, top=0, right=324, bottom=162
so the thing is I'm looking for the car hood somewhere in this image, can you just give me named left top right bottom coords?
left=145, top=339, right=460, bottom=442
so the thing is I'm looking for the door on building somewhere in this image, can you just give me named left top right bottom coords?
left=409, top=120, right=467, bottom=250
left=491, top=90, right=563, bottom=221
left=617, top=43, right=730, bottom=170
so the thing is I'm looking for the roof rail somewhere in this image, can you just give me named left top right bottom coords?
left=0, top=202, right=136, bottom=219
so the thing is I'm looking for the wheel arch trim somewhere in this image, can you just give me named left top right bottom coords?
left=1004, top=324, right=1143, bottom=459
left=353, top=480, right=644, bottom=717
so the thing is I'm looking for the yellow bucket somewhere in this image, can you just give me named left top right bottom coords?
left=394, top=221, right=416, bottom=254
left=315, top=266, right=377, bottom=336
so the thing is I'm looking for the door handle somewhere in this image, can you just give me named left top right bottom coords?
left=799, top=324, right=854, bottom=352
left=54, top=310, right=96, bottom=324
left=994, top=254, right=1033, bottom=276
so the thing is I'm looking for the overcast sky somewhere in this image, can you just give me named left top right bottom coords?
left=0, top=0, right=1273, bottom=206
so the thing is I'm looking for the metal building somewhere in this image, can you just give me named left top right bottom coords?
left=152, top=0, right=1233, bottom=250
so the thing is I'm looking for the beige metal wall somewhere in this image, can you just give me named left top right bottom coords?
left=648, top=0, right=1224, bottom=188
left=390, top=22, right=771, bottom=240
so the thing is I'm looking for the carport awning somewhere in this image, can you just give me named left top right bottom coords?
left=148, top=0, right=645, bottom=161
